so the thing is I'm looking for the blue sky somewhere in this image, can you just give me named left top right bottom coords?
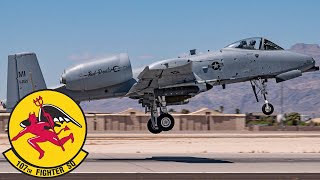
left=0, top=0, right=319, bottom=99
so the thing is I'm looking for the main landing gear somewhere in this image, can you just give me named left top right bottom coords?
left=146, top=96, right=175, bottom=134
left=250, top=78, right=274, bottom=115
left=147, top=113, right=175, bottom=134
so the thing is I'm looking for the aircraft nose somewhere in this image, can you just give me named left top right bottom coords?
left=310, top=57, right=315, bottom=65
left=299, top=54, right=317, bottom=72
left=305, top=56, right=315, bottom=66
left=285, top=51, right=315, bottom=72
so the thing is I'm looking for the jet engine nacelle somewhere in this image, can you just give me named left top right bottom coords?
left=275, top=70, right=302, bottom=83
left=60, top=53, right=133, bottom=91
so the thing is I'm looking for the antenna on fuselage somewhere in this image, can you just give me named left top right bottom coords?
left=189, top=49, right=196, bottom=55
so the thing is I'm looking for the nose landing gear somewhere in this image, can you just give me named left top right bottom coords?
left=262, top=101, right=274, bottom=115
left=251, top=78, right=274, bottom=115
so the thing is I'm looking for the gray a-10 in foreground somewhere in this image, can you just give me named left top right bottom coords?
left=3, top=37, right=319, bottom=134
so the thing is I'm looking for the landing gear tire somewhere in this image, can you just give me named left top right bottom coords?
left=147, top=119, right=162, bottom=134
left=262, top=103, right=274, bottom=115
left=157, top=113, right=175, bottom=131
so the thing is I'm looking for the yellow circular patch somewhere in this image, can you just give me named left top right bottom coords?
left=4, top=90, right=88, bottom=177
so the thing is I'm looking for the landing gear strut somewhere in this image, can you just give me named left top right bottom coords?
left=157, top=96, right=175, bottom=131
left=147, top=95, right=162, bottom=134
left=145, top=95, right=175, bottom=134
left=250, top=78, right=274, bottom=115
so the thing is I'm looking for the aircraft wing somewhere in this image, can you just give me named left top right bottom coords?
left=127, top=59, right=200, bottom=97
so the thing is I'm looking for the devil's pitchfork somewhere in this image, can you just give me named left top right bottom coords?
left=34, top=96, right=65, bottom=151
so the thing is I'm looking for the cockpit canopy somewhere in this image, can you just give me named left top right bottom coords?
left=225, top=37, right=284, bottom=50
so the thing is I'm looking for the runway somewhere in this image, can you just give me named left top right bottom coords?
left=2, top=133, right=320, bottom=178
left=70, top=153, right=320, bottom=173
left=1, top=153, right=320, bottom=173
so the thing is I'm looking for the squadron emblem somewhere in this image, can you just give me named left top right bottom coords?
left=3, top=90, right=88, bottom=178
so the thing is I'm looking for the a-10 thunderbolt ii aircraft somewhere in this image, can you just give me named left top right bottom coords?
left=3, top=37, right=319, bottom=134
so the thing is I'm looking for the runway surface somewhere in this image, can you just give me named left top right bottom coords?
left=1, top=153, right=320, bottom=173
left=2, top=133, right=320, bottom=178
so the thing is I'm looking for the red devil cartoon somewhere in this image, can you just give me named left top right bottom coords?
left=11, top=96, right=82, bottom=159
